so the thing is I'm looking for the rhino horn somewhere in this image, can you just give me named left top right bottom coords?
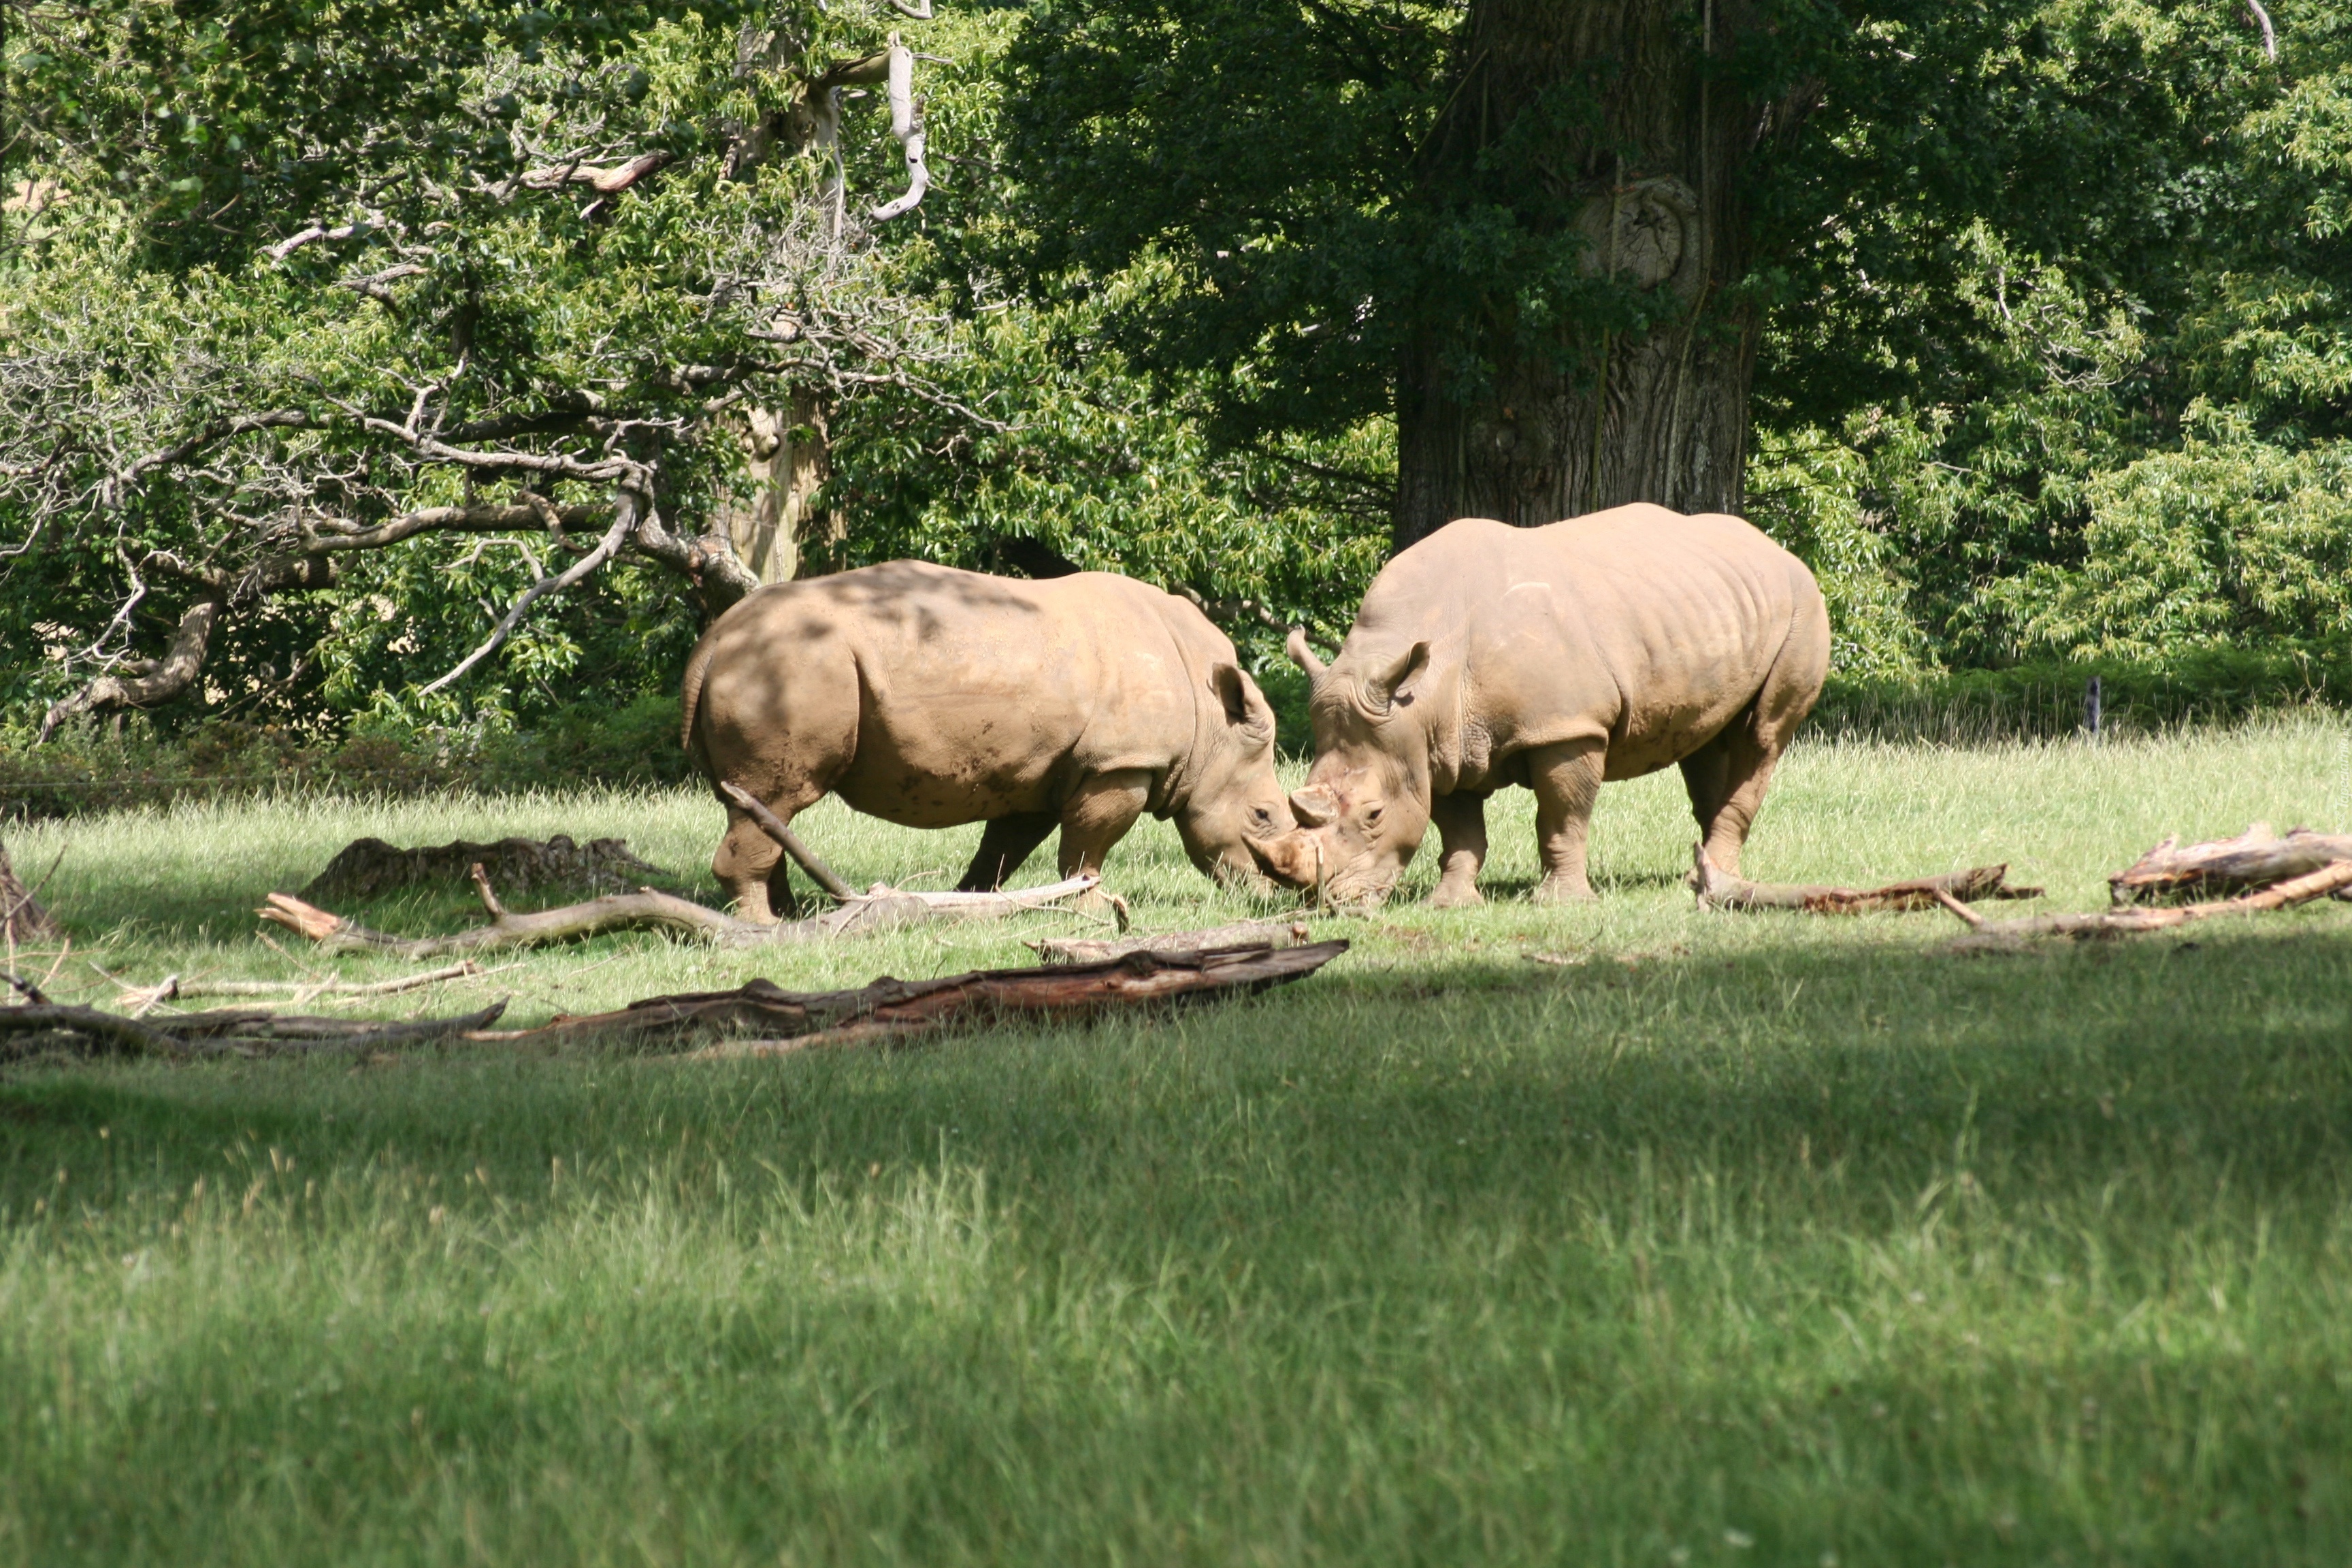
left=1288, top=785, right=1337, bottom=828
left=1285, top=627, right=1326, bottom=679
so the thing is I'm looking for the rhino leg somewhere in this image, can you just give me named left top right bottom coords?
left=1527, top=738, right=1605, bottom=904
left=1426, top=791, right=1488, bottom=908
left=713, top=786, right=823, bottom=924
left=1682, top=719, right=1781, bottom=879
left=958, top=810, right=1059, bottom=892
left=1055, top=769, right=1152, bottom=908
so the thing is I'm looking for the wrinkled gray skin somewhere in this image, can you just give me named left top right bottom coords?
left=682, top=561, right=1296, bottom=921
left=1261, top=506, right=1831, bottom=906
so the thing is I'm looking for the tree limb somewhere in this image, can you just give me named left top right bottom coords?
left=38, top=590, right=226, bottom=741
left=415, top=491, right=639, bottom=697
left=869, top=41, right=930, bottom=222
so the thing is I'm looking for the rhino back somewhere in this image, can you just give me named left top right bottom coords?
left=693, top=562, right=1199, bottom=826
left=1356, top=508, right=1822, bottom=785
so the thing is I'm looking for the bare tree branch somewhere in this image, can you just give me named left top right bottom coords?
left=39, top=591, right=227, bottom=740
left=870, top=40, right=930, bottom=222
left=416, top=491, right=640, bottom=697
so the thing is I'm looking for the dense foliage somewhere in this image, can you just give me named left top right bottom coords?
left=3, top=0, right=2349, bottom=751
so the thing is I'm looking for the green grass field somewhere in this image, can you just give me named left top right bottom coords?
left=6, top=719, right=2352, bottom=1565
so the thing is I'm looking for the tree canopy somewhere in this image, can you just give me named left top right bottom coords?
left=3, top=0, right=2348, bottom=745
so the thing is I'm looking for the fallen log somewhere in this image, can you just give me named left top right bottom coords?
left=259, top=864, right=1109, bottom=958
left=474, top=940, right=1351, bottom=1056
left=1938, top=858, right=2352, bottom=949
left=0, top=998, right=506, bottom=1060
left=1029, top=920, right=1314, bottom=965
left=1693, top=844, right=2042, bottom=913
left=2108, top=823, right=2352, bottom=905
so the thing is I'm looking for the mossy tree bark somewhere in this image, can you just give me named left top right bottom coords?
left=1394, top=1, right=1806, bottom=550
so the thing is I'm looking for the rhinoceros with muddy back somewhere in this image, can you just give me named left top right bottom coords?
left=683, top=561, right=1296, bottom=921
left=1261, top=504, right=1831, bottom=906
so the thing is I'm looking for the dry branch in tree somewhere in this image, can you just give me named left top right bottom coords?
left=1692, top=845, right=2041, bottom=913
left=2108, top=823, right=2352, bottom=905
left=259, top=864, right=1111, bottom=959
left=1936, top=860, right=2352, bottom=950
left=474, top=940, right=1351, bottom=1056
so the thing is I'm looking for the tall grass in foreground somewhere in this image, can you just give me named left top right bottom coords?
left=4, top=719, right=2352, bottom=1564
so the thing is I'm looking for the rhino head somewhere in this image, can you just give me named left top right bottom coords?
left=1256, top=629, right=1436, bottom=906
left=1170, top=661, right=1301, bottom=890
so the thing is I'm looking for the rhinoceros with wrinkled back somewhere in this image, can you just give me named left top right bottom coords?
left=1262, top=505, right=1831, bottom=906
left=682, top=561, right=1296, bottom=921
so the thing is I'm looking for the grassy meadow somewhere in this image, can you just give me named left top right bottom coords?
left=5, top=718, right=2352, bottom=1565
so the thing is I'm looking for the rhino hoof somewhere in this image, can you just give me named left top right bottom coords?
left=1531, top=876, right=1597, bottom=906
left=1427, top=883, right=1484, bottom=909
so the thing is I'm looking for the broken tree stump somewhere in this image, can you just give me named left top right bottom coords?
left=473, top=939, right=1351, bottom=1056
left=1693, top=845, right=2042, bottom=913
left=2108, top=823, right=2352, bottom=905
left=1938, top=858, right=2352, bottom=949
left=301, top=834, right=668, bottom=901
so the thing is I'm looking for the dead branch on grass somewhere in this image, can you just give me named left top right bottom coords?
left=1937, top=860, right=2352, bottom=950
left=1, top=998, right=507, bottom=1060
left=259, top=862, right=1109, bottom=958
left=1693, top=845, right=2041, bottom=913
left=1029, top=921, right=1315, bottom=965
left=2108, top=823, right=2352, bottom=906
left=472, top=941, right=1352, bottom=1056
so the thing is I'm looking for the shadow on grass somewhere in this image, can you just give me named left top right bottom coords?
left=11, top=918, right=2351, bottom=1230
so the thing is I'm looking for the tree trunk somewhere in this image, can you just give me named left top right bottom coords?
left=718, top=389, right=836, bottom=583
left=1394, top=1, right=1780, bottom=551
left=2, top=836, right=61, bottom=945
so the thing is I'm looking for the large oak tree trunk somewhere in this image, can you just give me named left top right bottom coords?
left=1394, top=1, right=1778, bottom=551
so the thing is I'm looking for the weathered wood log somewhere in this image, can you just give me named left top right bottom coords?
left=719, top=781, right=860, bottom=902
left=1029, top=921, right=1315, bottom=965
left=0, top=998, right=507, bottom=1060
left=2108, top=823, right=2352, bottom=905
left=1938, top=858, right=2352, bottom=949
left=472, top=940, right=1352, bottom=1056
left=258, top=866, right=1107, bottom=958
left=0, top=1003, right=189, bottom=1058
left=1693, top=844, right=2041, bottom=913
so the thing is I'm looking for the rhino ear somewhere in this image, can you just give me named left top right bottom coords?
left=1288, top=785, right=1337, bottom=828
left=1365, top=640, right=1431, bottom=714
left=1286, top=627, right=1327, bottom=679
left=1209, top=662, right=1273, bottom=738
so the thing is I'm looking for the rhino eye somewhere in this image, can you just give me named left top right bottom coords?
left=1251, top=806, right=1273, bottom=825
left=1365, top=806, right=1384, bottom=825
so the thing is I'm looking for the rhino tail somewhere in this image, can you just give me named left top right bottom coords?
left=679, top=634, right=719, bottom=768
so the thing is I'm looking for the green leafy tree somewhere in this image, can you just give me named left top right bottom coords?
left=1, top=0, right=982, bottom=736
